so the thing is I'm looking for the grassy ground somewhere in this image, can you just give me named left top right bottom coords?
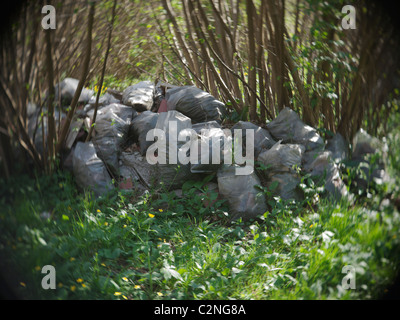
left=1, top=119, right=400, bottom=300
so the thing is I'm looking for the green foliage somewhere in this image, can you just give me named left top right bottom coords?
left=1, top=150, right=400, bottom=300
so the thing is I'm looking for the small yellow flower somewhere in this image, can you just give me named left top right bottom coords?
left=70, top=257, right=76, bottom=262
left=114, top=292, right=122, bottom=296
left=148, top=214, right=155, bottom=218
left=35, top=266, right=41, bottom=271
left=76, top=278, right=84, bottom=283
left=104, top=222, right=108, bottom=226
left=157, top=292, right=163, bottom=297
left=158, top=209, right=163, bottom=212
left=309, top=224, right=314, bottom=228
left=101, top=263, right=106, bottom=267
left=58, top=283, right=63, bottom=288
left=122, top=295, right=128, bottom=300
left=122, top=277, right=129, bottom=282
left=123, top=224, right=127, bottom=228
left=97, top=209, right=101, bottom=213
left=20, top=282, right=26, bottom=287
left=70, top=285, right=76, bottom=292
left=81, top=283, right=87, bottom=288
left=134, top=285, right=141, bottom=289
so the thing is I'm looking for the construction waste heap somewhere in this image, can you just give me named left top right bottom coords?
left=28, top=78, right=390, bottom=221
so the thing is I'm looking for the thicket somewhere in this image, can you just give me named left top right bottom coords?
left=0, top=0, right=399, bottom=176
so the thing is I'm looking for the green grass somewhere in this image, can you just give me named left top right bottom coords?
left=1, top=110, right=400, bottom=300
left=1, top=162, right=400, bottom=300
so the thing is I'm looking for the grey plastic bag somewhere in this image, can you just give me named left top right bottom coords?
left=266, top=107, right=324, bottom=151
left=266, top=173, right=302, bottom=201
left=190, top=128, right=232, bottom=174
left=27, top=108, right=67, bottom=156
left=231, top=121, right=276, bottom=158
left=352, top=128, right=388, bottom=161
left=150, top=110, right=198, bottom=189
left=152, top=110, right=193, bottom=163
left=119, top=151, right=158, bottom=189
left=192, top=120, right=221, bottom=134
left=257, top=141, right=304, bottom=201
left=258, top=141, right=305, bottom=174
left=325, top=133, right=349, bottom=163
left=165, top=86, right=226, bottom=124
left=54, top=77, right=94, bottom=106
left=217, top=165, right=267, bottom=221
left=131, top=111, right=159, bottom=156
left=303, top=150, right=348, bottom=199
left=122, top=81, right=155, bottom=112
left=84, top=93, right=121, bottom=115
left=92, top=104, right=137, bottom=176
left=72, top=141, right=114, bottom=197
left=351, top=129, right=390, bottom=187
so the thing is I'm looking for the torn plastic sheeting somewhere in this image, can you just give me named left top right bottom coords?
left=165, top=86, right=226, bottom=124
left=120, top=151, right=156, bottom=189
left=72, top=141, right=114, bottom=197
left=157, top=99, right=168, bottom=113
left=217, top=165, right=267, bottom=221
left=231, top=121, right=276, bottom=158
left=152, top=83, right=166, bottom=112
left=122, top=81, right=155, bottom=112
left=266, top=107, right=324, bottom=151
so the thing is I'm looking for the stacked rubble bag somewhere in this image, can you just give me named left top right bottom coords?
left=27, top=77, right=391, bottom=221
left=70, top=80, right=230, bottom=198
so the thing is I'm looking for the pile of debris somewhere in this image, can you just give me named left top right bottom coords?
left=28, top=78, right=390, bottom=221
